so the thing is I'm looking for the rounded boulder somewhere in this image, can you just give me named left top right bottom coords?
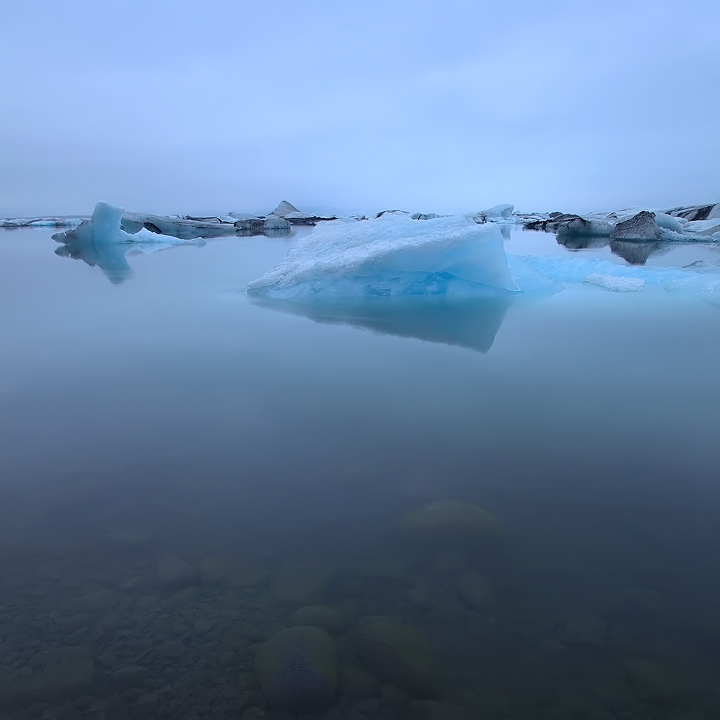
left=400, top=500, right=499, bottom=547
left=355, top=616, right=441, bottom=697
left=254, top=626, right=339, bottom=712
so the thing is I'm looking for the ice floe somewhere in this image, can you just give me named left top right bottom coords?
left=248, top=211, right=720, bottom=303
left=247, top=214, right=518, bottom=300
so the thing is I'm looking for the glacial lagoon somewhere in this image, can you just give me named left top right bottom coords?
left=1, top=223, right=720, bottom=720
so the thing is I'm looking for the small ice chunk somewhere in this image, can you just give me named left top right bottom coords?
left=248, top=214, right=518, bottom=300
left=584, top=274, right=645, bottom=292
left=479, top=204, right=514, bottom=220
left=653, top=212, right=685, bottom=233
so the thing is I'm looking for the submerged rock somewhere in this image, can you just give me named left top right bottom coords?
left=409, top=700, right=475, bottom=720
left=355, top=616, right=442, bottom=697
left=610, top=211, right=660, bottom=241
left=562, top=610, right=607, bottom=646
left=400, top=500, right=499, bottom=547
left=228, top=561, right=270, bottom=588
left=156, top=552, right=197, bottom=589
left=271, top=563, right=333, bottom=605
left=200, top=557, right=229, bottom=586
left=455, top=571, right=494, bottom=610
left=254, top=626, right=339, bottom=712
left=292, top=605, right=346, bottom=634
left=0, top=645, right=95, bottom=705
left=339, top=664, right=380, bottom=698
left=622, top=658, right=688, bottom=700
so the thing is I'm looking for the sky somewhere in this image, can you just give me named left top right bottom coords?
left=1, top=0, right=718, bottom=218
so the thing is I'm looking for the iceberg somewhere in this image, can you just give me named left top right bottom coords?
left=247, top=214, right=518, bottom=300
left=53, top=202, right=205, bottom=284
left=248, top=211, right=720, bottom=304
left=53, top=202, right=208, bottom=247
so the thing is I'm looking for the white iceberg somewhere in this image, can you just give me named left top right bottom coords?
left=247, top=211, right=720, bottom=306
left=247, top=214, right=518, bottom=300
left=54, top=202, right=207, bottom=247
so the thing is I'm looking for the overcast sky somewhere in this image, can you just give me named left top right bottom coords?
left=2, top=0, right=718, bottom=218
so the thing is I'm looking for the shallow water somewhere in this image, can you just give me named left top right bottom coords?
left=1, top=226, right=719, bottom=720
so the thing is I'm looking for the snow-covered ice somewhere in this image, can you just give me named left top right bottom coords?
left=247, top=214, right=518, bottom=300
left=248, top=212, right=720, bottom=304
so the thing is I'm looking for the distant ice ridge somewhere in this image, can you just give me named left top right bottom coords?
left=247, top=214, right=518, bottom=300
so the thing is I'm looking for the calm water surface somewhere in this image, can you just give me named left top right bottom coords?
left=0, top=226, right=719, bottom=720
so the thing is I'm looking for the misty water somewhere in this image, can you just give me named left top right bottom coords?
left=1, top=225, right=720, bottom=720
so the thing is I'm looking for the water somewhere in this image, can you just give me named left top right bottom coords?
left=1, top=225, right=719, bottom=720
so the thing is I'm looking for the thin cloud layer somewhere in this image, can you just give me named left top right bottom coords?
left=2, top=0, right=718, bottom=217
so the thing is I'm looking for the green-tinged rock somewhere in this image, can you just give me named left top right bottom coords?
left=355, top=616, right=442, bottom=697
left=623, top=658, right=688, bottom=700
left=455, top=571, right=493, bottom=610
left=339, top=664, right=380, bottom=698
left=271, top=563, right=333, bottom=605
left=562, top=611, right=608, bottom=646
left=200, top=557, right=229, bottom=586
left=228, top=562, right=270, bottom=588
left=156, top=552, right=197, bottom=589
left=400, top=500, right=499, bottom=547
left=426, top=551, right=466, bottom=580
left=409, top=700, right=475, bottom=720
left=170, top=586, right=200, bottom=605
left=254, top=626, right=338, bottom=712
left=292, top=605, right=346, bottom=634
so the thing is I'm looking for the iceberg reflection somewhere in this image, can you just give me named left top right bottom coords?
left=53, top=201, right=206, bottom=284
left=55, top=237, right=134, bottom=284
left=252, top=297, right=512, bottom=353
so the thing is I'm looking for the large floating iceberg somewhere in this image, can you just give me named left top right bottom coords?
left=248, top=212, right=720, bottom=304
left=247, top=214, right=518, bottom=300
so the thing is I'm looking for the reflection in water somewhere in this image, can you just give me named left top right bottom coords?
left=55, top=237, right=134, bottom=284
left=556, top=234, right=609, bottom=251
left=252, top=296, right=513, bottom=353
left=556, top=233, right=675, bottom=265
left=610, top=239, right=666, bottom=265
left=54, top=235, right=205, bottom=284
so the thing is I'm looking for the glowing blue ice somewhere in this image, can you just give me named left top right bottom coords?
left=247, top=214, right=518, bottom=300
left=247, top=213, right=720, bottom=303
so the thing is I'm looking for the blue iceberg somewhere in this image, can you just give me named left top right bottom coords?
left=247, top=212, right=720, bottom=305
left=247, top=214, right=518, bottom=300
